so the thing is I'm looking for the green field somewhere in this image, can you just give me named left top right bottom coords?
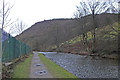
left=38, top=53, right=78, bottom=78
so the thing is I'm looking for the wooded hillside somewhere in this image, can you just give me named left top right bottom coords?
left=16, top=13, right=118, bottom=56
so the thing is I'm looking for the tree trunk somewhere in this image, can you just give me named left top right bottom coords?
left=20, top=42, right=21, bottom=57
left=92, top=10, right=96, bottom=53
left=0, top=29, right=2, bottom=80
left=85, top=33, right=88, bottom=45
left=82, top=33, right=85, bottom=44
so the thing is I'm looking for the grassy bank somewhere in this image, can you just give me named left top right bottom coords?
left=38, top=53, right=78, bottom=78
left=13, top=54, right=33, bottom=78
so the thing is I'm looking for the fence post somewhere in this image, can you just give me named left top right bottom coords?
left=8, top=34, right=10, bottom=61
left=21, top=42, right=22, bottom=56
left=0, top=29, right=2, bottom=80
left=20, top=41, right=21, bottom=57
left=24, top=44, right=25, bottom=55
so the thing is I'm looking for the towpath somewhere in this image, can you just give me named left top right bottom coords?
left=29, top=52, right=53, bottom=78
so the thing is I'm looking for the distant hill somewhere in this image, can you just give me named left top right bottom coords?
left=16, top=13, right=118, bottom=51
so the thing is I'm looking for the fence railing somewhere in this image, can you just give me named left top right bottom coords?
left=1, top=30, right=31, bottom=63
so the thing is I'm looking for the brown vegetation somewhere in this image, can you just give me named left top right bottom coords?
left=17, top=13, right=118, bottom=51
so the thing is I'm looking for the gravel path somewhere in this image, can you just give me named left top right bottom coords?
left=29, top=53, right=53, bottom=78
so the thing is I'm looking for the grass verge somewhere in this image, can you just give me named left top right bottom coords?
left=13, top=54, right=33, bottom=78
left=38, top=53, right=78, bottom=78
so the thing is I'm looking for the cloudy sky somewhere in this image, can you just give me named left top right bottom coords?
left=1, top=0, right=119, bottom=36
left=0, top=0, right=80, bottom=36
left=10, top=0, right=80, bottom=26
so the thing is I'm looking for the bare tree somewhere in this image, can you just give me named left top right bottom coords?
left=106, top=0, right=119, bottom=13
left=75, top=0, right=109, bottom=53
left=105, top=1, right=119, bottom=38
left=0, top=28, right=1, bottom=80
left=0, top=0, right=14, bottom=29
left=13, top=19, right=27, bottom=36
left=75, top=3, right=88, bottom=45
left=0, top=0, right=14, bottom=56
left=13, top=19, right=27, bottom=56
left=0, top=0, right=13, bottom=77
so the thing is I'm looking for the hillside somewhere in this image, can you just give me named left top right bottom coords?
left=56, top=22, right=118, bottom=59
left=16, top=13, right=118, bottom=54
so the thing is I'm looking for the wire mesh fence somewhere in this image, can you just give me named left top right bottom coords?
left=1, top=30, right=31, bottom=63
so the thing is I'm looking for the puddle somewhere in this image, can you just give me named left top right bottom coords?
left=34, top=64, right=43, bottom=67
left=35, top=70, right=47, bottom=75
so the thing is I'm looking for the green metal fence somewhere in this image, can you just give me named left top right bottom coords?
left=2, top=32, right=31, bottom=63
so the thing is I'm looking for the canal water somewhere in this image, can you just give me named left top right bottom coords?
left=39, top=52, right=118, bottom=78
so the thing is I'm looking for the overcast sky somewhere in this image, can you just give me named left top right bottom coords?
left=1, top=0, right=119, bottom=36
left=11, top=0, right=80, bottom=26
left=0, top=0, right=80, bottom=36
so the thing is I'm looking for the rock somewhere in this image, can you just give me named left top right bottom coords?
left=4, top=62, right=13, bottom=66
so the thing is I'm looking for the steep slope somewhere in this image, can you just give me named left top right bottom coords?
left=56, top=22, right=119, bottom=59
left=16, top=13, right=118, bottom=51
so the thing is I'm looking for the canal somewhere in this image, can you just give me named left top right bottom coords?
left=39, top=52, right=118, bottom=78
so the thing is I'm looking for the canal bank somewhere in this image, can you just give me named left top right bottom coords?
left=38, top=52, right=77, bottom=78
left=40, top=52, right=118, bottom=78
